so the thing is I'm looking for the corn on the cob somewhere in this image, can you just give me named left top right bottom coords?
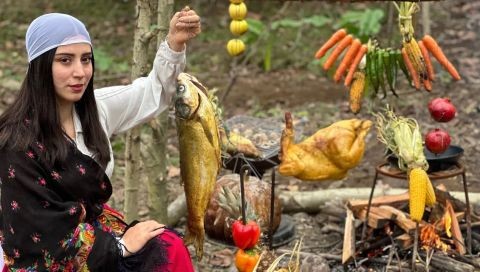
left=349, top=70, right=365, bottom=114
left=409, top=168, right=427, bottom=222
left=425, top=176, right=436, bottom=206
left=403, top=37, right=428, bottom=80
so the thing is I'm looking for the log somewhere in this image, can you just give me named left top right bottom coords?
left=395, top=233, right=412, bottom=249
left=424, top=252, right=476, bottom=272
left=342, top=207, right=356, bottom=264
left=280, top=188, right=480, bottom=214
left=378, top=205, right=418, bottom=234
left=348, top=193, right=410, bottom=211
left=167, top=188, right=480, bottom=225
left=356, top=206, right=398, bottom=229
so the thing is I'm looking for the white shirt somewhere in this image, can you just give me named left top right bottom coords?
left=72, top=41, right=186, bottom=178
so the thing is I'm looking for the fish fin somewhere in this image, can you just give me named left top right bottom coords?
left=200, top=116, right=216, bottom=148
left=184, top=231, right=204, bottom=261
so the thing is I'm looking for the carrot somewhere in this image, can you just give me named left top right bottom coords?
left=422, top=35, right=461, bottom=81
left=334, top=39, right=361, bottom=83
left=418, top=40, right=435, bottom=81
left=323, top=34, right=353, bottom=71
left=315, top=29, right=347, bottom=59
left=344, top=44, right=368, bottom=87
left=423, top=78, right=432, bottom=92
left=402, top=47, right=421, bottom=90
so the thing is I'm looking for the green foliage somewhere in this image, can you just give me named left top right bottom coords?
left=335, top=8, right=385, bottom=42
left=237, top=7, right=384, bottom=72
left=94, top=47, right=130, bottom=73
left=243, top=14, right=331, bottom=72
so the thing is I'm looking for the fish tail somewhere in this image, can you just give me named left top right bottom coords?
left=184, top=227, right=205, bottom=261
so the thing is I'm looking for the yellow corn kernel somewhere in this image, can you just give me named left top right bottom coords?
left=409, top=168, right=427, bottom=222
left=403, top=38, right=427, bottom=80
left=425, top=175, right=436, bottom=206
left=349, top=71, right=365, bottom=114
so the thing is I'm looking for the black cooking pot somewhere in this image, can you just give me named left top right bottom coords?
left=386, top=145, right=464, bottom=172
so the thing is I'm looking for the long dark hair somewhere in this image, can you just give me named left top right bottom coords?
left=0, top=47, right=110, bottom=168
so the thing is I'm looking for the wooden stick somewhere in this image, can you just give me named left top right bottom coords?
left=446, top=200, right=466, bottom=255
left=342, top=207, right=356, bottom=264
left=422, top=252, right=476, bottom=272
left=348, top=192, right=409, bottom=211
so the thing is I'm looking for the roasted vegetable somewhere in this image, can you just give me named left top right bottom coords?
left=334, top=38, right=361, bottom=82
left=344, top=44, right=367, bottom=87
left=425, top=175, right=436, bottom=207
left=418, top=40, right=435, bottom=81
left=232, top=220, right=261, bottom=250
left=349, top=70, right=366, bottom=114
left=401, top=47, right=421, bottom=90
left=403, top=37, right=428, bottom=80
left=375, top=108, right=431, bottom=222
left=422, top=35, right=461, bottom=81
left=323, top=34, right=353, bottom=70
left=315, top=28, right=347, bottom=59
left=409, top=168, right=428, bottom=222
left=230, top=19, right=248, bottom=36
left=235, top=249, right=260, bottom=272
left=227, top=39, right=245, bottom=56
left=229, top=2, right=247, bottom=20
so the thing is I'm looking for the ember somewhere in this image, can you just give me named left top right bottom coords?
left=343, top=184, right=480, bottom=271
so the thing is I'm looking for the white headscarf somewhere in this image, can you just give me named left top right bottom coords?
left=25, top=13, right=92, bottom=62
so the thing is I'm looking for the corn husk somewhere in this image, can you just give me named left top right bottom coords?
left=374, top=107, right=428, bottom=171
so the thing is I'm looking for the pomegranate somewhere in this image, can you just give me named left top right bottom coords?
left=425, top=128, right=451, bottom=154
left=428, top=98, right=456, bottom=122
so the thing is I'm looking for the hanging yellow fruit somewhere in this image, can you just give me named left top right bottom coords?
left=227, top=39, right=245, bottom=56
left=229, top=2, right=247, bottom=20
left=229, top=0, right=243, bottom=3
left=230, top=20, right=248, bottom=36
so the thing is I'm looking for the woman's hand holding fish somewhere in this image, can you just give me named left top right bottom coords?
left=120, top=220, right=165, bottom=257
left=168, top=7, right=201, bottom=52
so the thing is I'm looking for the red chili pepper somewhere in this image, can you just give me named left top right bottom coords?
left=232, top=220, right=261, bottom=249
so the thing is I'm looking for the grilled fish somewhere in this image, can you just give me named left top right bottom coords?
left=175, top=73, right=221, bottom=260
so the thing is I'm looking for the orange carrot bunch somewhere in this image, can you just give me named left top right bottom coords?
left=422, top=35, right=461, bottom=81
left=314, top=29, right=367, bottom=86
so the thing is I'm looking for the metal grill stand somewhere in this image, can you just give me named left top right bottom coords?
left=361, top=162, right=472, bottom=255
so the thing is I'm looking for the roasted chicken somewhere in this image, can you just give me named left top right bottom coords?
left=279, top=112, right=372, bottom=181
left=219, top=127, right=261, bottom=158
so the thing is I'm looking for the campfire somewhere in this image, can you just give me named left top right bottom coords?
left=343, top=183, right=480, bottom=271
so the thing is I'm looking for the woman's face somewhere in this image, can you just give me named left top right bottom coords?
left=52, top=43, right=93, bottom=106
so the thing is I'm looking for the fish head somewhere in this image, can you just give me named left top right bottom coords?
left=175, top=73, right=208, bottom=120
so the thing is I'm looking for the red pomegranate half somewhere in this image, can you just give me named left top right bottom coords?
left=425, top=128, right=451, bottom=154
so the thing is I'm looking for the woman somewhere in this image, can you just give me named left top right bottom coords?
left=0, top=8, right=200, bottom=272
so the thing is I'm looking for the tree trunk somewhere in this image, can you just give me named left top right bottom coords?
left=144, top=0, right=175, bottom=224
left=422, top=2, right=431, bottom=36
left=124, top=0, right=155, bottom=222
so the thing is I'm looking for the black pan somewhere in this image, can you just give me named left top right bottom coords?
left=387, top=145, right=464, bottom=172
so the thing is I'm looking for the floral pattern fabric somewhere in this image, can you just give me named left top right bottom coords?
left=0, top=142, right=117, bottom=271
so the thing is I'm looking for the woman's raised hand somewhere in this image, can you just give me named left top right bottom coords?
left=121, top=220, right=165, bottom=257
left=167, top=6, right=201, bottom=52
